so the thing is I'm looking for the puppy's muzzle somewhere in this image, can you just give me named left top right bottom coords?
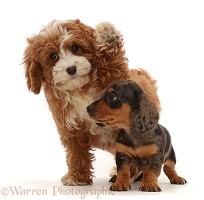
left=66, top=66, right=77, bottom=75
left=86, top=102, right=105, bottom=127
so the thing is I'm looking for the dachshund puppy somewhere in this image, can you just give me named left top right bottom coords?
left=87, top=80, right=187, bottom=192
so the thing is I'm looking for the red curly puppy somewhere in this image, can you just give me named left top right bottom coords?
left=22, top=19, right=161, bottom=185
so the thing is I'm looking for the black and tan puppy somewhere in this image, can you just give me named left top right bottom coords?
left=87, top=80, right=187, bottom=192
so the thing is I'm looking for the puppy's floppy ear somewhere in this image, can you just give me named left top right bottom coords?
left=135, top=93, right=159, bottom=133
left=23, top=36, right=43, bottom=94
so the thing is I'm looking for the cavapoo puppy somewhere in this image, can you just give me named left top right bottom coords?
left=22, top=19, right=161, bottom=185
left=87, top=80, right=187, bottom=191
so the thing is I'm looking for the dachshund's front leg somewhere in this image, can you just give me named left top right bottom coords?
left=139, top=164, right=162, bottom=192
left=110, top=152, right=131, bottom=191
left=163, top=159, right=187, bottom=184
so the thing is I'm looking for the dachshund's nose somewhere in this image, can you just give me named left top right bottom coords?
left=87, top=102, right=105, bottom=127
left=87, top=99, right=101, bottom=115
left=66, top=66, right=76, bottom=75
left=86, top=104, right=94, bottom=114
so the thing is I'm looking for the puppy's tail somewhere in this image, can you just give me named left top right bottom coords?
left=129, top=68, right=162, bottom=113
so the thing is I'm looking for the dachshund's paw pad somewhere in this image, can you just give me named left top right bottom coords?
left=61, top=173, right=92, bottom=186
left=139, top=183, right=162, bottom=192
left=110, top=182, right=131, bottom=191
left=170, top=176, right=187, bottom=184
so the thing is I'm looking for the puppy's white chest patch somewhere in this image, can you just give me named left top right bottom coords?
left=64, top=88, right=98, bottom=130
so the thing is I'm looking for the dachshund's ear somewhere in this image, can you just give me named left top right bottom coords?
left=135, top=94, right=159, bottom=133
left=23, top=36, right=43, bottom=94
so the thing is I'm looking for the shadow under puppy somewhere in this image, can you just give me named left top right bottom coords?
left=87, top=80, right=187, bottom=192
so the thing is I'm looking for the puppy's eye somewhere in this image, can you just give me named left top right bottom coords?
left=50, top=53, right=59, bottom=61
left=109, top=93, right=117, bottom=102
left=72, top=46, right=78, bottom=52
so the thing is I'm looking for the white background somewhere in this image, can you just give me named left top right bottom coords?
left=0, top=0, right=203, bottom=199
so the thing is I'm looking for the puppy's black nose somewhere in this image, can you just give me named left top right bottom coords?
left=87, top=99, right=101, bottom=114
left=86, top=104, right=94, bottom=114
left=66, top=66, right=76, bottom=75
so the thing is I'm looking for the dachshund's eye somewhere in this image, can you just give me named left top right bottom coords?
left=50, top=53, right=59, bottom=61
left=109, top=93, right=117, bottom=102
left=72, top=46, right=78, bottom=52
left=106, top=92, right=122, bottom=109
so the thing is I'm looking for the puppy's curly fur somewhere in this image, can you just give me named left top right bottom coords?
left=22, top=19, right=161, bottom=185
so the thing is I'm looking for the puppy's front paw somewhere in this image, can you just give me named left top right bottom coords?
left=110, top=181, right=131, bottom=191
left=139, top=182, right=162, bottom=192
left=61, top=173, right=92, bottom=186
left=95, top=21, right=122, bottom=51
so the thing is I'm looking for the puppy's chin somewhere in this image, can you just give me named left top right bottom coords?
left=55, top=75, right=90, bottom=91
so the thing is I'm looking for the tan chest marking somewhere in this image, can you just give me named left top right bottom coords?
left=116, top=143, right=159, bottom=158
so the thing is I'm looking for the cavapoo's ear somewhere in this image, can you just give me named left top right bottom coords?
left=135, top=93, right=159, bottom=134
left=23, top=36, right=43, bottom=94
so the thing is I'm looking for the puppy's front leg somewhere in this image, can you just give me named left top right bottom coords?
left=139, top=164, right=162, bottom=192
left=110, top=152, right=131, bottom=191
left=61, top=135, right=94, bottom=186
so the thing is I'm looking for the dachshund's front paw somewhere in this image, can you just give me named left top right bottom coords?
left=139, top=182, right=162, bottom=192
left=95, top=21, right=122, bottom=51
left=61, top=173, right=92, bottom=186
left=110, top=181, right=131, bottom=191
left=169, top=176, right=187, bottom=184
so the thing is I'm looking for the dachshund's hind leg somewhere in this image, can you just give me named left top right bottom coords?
left=163, top=147, right=187, bottom=184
